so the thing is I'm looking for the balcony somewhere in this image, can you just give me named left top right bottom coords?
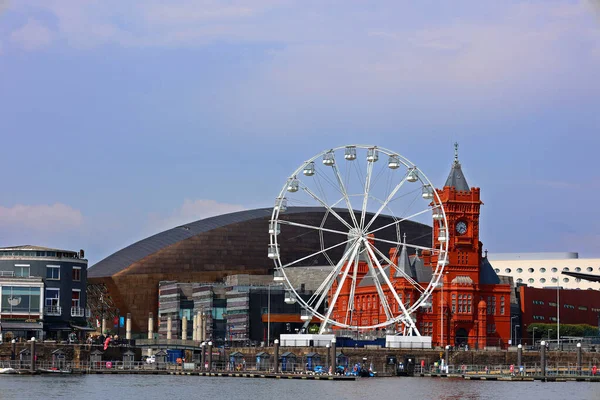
left=45, top=306, right=62, bottom=316
left=71, top=307, right=85, bottom=317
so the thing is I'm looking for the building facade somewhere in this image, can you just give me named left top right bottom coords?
left=518, top=285, right=600, bottom=344
left=157, top=276, right=317, bottom=345
left=0, top=245, right=88, bottom=340
left=489, top=252, right=600, bottom=291
left=330, top=148, right=512, bottom=348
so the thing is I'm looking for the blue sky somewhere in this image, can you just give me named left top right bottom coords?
left=1, top=0, right=599, bottom=265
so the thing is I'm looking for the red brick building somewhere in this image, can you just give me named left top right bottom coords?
left=330, top=147, right=512, bottom=348
left=519, top=285, right=600, bottom=341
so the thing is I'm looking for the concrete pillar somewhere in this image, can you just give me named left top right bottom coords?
left=192, top=315, right=197, bottom=341
left=182, top=316, right=188, bottom=341
left=201, top=342, right=206, bottom=370
left=30, top=337, right=36, bottom=373
left=540, top=341, right=546, bottom=377
left=331, top=337, right=337, bottom=372
left=125, top=313, right=132, bottom=340
left=101, top=318, right=107, bottom=335
left=201, top=313, right=207, bottom=341
left=577, top=343, right=582, bottom=375
left=196, top=311, right=202, bottom=342
left=207, top=341, right=213, bottom=372
left=148, top=312, right=154, bottom=340
left=274, top=339, right=280, bottom=373
left=167, top=315, right=173, bottom=340
left=11, top=339, right=16, bottom=361
left=517, top=344, right=523, bottom=368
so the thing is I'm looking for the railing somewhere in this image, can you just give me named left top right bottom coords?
left=0, top=271, right=15, bottom=277
left=45, top=305, right=62, bottom=316
left=71, top=307, right=85, bottom=317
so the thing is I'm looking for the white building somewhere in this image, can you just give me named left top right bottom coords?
left=487, top=252, right=600, bottom=290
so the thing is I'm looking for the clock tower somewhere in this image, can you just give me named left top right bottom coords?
left=433, top=143, right=483, bottom=285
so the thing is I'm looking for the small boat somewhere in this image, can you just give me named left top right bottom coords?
left=0, top=368, right=18, bottom=374
left=37, top=368, right=73, bottom=374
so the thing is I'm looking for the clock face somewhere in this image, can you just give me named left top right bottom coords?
left=456, top=221, right=467, bottom=235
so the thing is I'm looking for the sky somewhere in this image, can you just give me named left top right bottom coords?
left=0, top=0, right=599, bottom=266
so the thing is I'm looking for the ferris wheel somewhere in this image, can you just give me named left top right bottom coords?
left=268, top=145, right=448, bottom=335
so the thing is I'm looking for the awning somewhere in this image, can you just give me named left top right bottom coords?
left=71, top=324, right=96, bottom=331
left=0, top=321, right=43, bottom=331
left=44, top=322, right=71, bottom=331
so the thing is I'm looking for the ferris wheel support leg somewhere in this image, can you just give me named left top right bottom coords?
left=318, top=243, right=360, bottom=334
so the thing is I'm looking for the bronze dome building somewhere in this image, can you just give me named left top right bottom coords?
left=88, top=207, right=432, bottom=334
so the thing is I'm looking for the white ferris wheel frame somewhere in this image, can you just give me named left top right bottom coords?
left=269, top=144, right=448, bottom=334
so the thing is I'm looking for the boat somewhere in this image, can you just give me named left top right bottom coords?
left=0, top=368, right=18, bottom=374
left=37, top=368, right=73, bottom=374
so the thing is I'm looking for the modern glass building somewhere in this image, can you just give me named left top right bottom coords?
left=0, top=245, right=88, bottom=341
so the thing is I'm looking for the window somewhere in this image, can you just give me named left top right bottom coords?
left=551, top=277, right=558, bottom=283
left=579, top=306, right=588, bottom=311
left=500, top=296, right=505, bottom=315
left=71, top=289, right=81, bottom=308
left=540, top=267, right=546, bottom=273
left=14, top=264, right=30, bottom=277
left=540, top=278, right=546, bottom=283
left=549, top=302, right=557, bottom=307
left=575, top=267, right=581, bottom=272
left=494, top=268, right=500, bottom=273
left=504, top=268, right=511, bottom=273
left=587, top=267, right=594, bottom=272
left=551, top=267, right=558, bottom=273
left=563, top=267, right=570, bottom=272
left=467, top=294, right=472, bottom=313
left=1, top=286, right=41, bottom=313
left=528, top=268, right=534, bottom=273
left=516, top=268, right=523, bottom=273
left=72, top=267, right=81, bottom=282
left=487, top=296, right=496, bottom=315
left=528, top=278, right=534, bottom=284
left=45, top=288, right=60, bottom=307
left=516, top=278, right=523, bottom=284
left=563, top=277, right=570, bottom=283
left=452, top=293, right=456, bottom=313
left=46, top=265, right=60, bottom=280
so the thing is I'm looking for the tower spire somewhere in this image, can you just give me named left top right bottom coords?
left=444, top=142, right=470, bottom=191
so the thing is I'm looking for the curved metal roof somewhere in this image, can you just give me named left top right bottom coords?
left=89, top=206, right=431, bottom=278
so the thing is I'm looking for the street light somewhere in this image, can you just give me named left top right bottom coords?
left=548, top=328, right=553, bottom=343
left=514, top=325, right=520, bottom=345
left=556, top=281, right=561, bottom=351
left=532, top=327, right=538, bottom=346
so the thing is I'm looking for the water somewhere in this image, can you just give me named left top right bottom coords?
left=0, top=375, right=597, bottom=400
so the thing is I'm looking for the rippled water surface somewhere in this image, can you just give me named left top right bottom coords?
left=0, top=375, right=597, bottom=400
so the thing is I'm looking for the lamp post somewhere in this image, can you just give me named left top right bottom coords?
left=267, top=284, right=271, bottom=346
left=532, top=327, right=538, bottom=346
left=548, top=328, right=553, bottom=343
left=514, top=325, right=520, bottom=345
left=556, top=281, right=560, bottom=351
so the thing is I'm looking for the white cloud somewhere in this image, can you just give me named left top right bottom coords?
left=10, top=18, right=53, bottom=50
left=148, top=198, right=245, bottom=233
left=0, top=203, right=83, bottom=232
